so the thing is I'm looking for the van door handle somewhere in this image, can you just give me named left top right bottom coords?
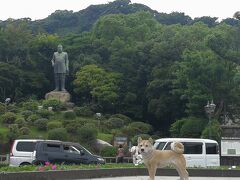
left=44, top=153, right=48, bottom=156
left=64, top=155, right=68, bottom=158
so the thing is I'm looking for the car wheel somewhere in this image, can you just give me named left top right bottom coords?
left=20, top=162, right=31, bottom=166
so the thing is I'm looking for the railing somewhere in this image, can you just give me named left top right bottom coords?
left=103, top=157, right=132, bottom=163
left=0, top=154, right=9, bottom=163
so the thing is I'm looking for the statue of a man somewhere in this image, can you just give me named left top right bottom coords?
left=51, top=44, right=69, bottom=92
left=234, top=11, right=240, bottom=20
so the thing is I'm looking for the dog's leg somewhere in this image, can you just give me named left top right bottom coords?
left=147, top=164, right=157, bottom=180
left=175, top=166, right=184, bottom=180
left=183, top=169, right=189, bottom=180
left=176, top=163, right=189, bottom=180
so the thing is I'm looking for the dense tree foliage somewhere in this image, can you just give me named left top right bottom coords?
left=0, top=0, right=239, bottom=137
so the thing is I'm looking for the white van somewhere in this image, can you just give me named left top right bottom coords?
left=154, top=138, right=220, bottom=167
left=9, top=139, right=61, bottom=166
left=9, top=139, right=40, bottom=166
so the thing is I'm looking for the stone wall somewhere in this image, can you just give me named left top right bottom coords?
left=221, top=125, right=240, bottom=137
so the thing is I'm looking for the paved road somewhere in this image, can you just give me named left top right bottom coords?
left=78, top=177, right=240, bottom=180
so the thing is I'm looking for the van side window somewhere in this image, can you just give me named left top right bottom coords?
left=183, top=142, right=202, bottom=154
left=16, top=142, right=36, bottom=152
left=164, top=142, right=172, bottom=150
left=206, top=143, right=218, bottom=154
left=44, top=144, right=61, bottom=152
left=155, top=142, right=166, bottom=150
left=63, top=145, right=80, bottom=154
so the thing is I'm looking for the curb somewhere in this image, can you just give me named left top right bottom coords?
left=1, top=168, right=240, bottom=180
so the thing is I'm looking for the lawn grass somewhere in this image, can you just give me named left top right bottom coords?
left=97, top=133, right=113, bottom=143
left=29, top=127, right=48, bottom=139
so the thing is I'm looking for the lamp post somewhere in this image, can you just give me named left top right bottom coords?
left=204, top=100, right=216, bottom=139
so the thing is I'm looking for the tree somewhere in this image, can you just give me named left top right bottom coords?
left=173, top=49, right=238, bottom=117
left=0, top=62, right=23, bottom=100
left=192, top=16, right=218, bottom=27
left=74, top=64, right=121, bottom=112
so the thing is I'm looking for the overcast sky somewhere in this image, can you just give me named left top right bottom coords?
left=0, top=0, right=239, bottom=21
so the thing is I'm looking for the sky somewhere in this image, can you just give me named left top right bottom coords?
left=0, top=0, right=239, bottom=21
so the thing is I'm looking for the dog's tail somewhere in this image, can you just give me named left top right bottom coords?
left=171, top=142, right=184, bottom=154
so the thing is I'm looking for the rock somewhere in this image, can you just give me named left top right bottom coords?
left=65, top=102, right=75, bottom=109
left=92, top=139, right=113, bottom=151
left=45, top=91, right=71, bottom=103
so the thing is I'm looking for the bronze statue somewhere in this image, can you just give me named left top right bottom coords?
left=51, top=44, right=69, bottom=92
left=234, top=11, right=240, bottom=20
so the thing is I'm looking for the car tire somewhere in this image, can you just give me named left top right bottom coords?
left=20, top=162, right=31, bottom=166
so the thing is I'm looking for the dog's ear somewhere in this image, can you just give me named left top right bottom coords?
left=138, top=137, right=142, bottom=144
left=149, top=137, right=154, bottom=144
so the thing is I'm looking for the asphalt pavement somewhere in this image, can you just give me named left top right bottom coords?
left=78, top=176, right=240, bottom=180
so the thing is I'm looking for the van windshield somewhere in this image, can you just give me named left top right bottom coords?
left=74, top=145, right=93, bottom=155
left=154, top=142, right=166, bottom=150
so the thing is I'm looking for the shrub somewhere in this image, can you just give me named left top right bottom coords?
left=47, top=121, right=62, bottom=130
left=37, top=109, right=53, bottom=119
left=170, top=119, right=186, bottom=137
left=26, top=114, right=40, bottom=124
left=21, top=100, right=39, bottom=111
left=0, top=131, right=7, bottom=143
left=110, top=114, right=132, bottom=124
left=0, top=162, right=9, bottom=168
left=65, top=122, right=81, bottom=134
left=0, top=103, right=6, bottom=115
left=74, top=106, right=94, bottom=117
left=18, top=135, right=33, bottom=139
left=19, top=127, right=30, bottom=135
left=180, top=117, right=206, bottom=138
left=1, top=112, right=17, bottom=124
left=21, top=110, right=33, bottom=120
left=6, top=104, right=18, bottom=113
left=122, top=122, right=152, bottom=137
left=106, top=118, right=125, bottom=129
left=48, top=128, right=68, bottom=141
left=201, top=119, right=222, bottom=141
left=77, top=125, right=98, bottom=143
left=34, top=118, right=48, bottom=130
left=42, top=99, right=64, bottom=111
left=131, top=134, right=151, bottom=146
left=15, top=117, right=26, bottom=128
left=7, top=124, right=19, bottom=141
left=63, top=111, right=76, bottom=120
left=64, top=118, right=98, bottom=127
left=79, top=118, right=98, bottom=126
left=100, top=146, right=117, bottom=157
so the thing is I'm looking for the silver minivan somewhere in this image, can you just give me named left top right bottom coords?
left=9, top=139, right=40, bottom=166
left=154, top=138, right=220, bottom=167
left=10, top=139, right=61, bottom=166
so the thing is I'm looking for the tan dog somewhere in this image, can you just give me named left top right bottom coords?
left=138, top=137, right=189, bottom=180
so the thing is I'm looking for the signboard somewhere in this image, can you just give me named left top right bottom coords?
left=114, top=136, right=127, bottom=146
left=221, top=137, right=240, bottom=156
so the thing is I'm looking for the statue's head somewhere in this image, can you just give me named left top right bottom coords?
left=57, top=44, right=63, bottom=53
left=234, top=11, right=240, bottom=20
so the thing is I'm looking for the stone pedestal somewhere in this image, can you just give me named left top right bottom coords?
left=45, top=91, right=71, bottom=103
